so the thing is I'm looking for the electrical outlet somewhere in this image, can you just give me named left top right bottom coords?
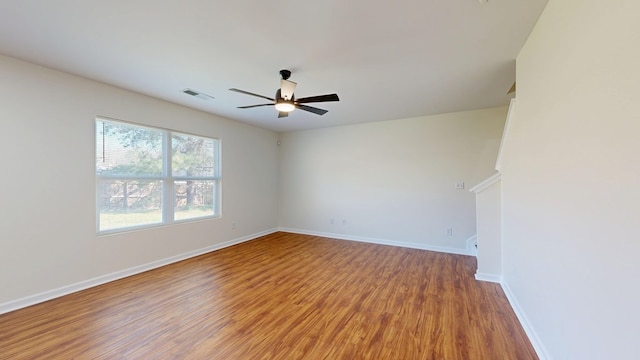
left=446, top=227, right=453, bottom=236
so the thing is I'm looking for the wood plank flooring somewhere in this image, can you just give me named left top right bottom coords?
left=0, top=232, right=538, bottom=359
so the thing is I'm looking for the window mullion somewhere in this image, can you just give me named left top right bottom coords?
left=164, top=131, right=173, bottom=224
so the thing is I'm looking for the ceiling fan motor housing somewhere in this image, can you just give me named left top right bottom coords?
left=275, top=89, right=295, bottom=102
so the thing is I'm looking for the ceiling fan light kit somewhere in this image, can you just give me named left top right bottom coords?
left=274, top=101, right=295, bottom=113
left=230, top=69, right=339, bottom=118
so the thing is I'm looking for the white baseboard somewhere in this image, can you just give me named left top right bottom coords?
left=0, top=228, right=278, bottom=315
left=474, top=272, right=502, bottom=283
left=278, top=227, right=473, bottom=256
left=501, top=280, right=550, bottom=360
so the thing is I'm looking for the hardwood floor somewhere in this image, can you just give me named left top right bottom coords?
left=0, top=232, right=537, bottom=359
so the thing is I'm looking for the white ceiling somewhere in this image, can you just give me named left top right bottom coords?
left=0, top=0, right=547, bottom=133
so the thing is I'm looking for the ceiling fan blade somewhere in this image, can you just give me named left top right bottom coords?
left=280, top=79, right=297, bottom=100
left=229, top=88, right=274, bottom=102
left=237, top=103, right=273, bottom=109
left=296, top=104, right=328, bottom=116
left=296, top=94, right=339, bottom=104
left=278, top=111, right=289, bottom=118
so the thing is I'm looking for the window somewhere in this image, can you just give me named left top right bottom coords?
left=96, top=118, right=220, bottom=232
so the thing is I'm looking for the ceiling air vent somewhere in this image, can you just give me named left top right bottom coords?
left=182, top=88, right=215, bottom=100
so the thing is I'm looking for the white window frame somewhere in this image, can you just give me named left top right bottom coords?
left=96, top=117, right=221, bottom=234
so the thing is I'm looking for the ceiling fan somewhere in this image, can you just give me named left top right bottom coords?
left=230, top=70, right=339, bottom=118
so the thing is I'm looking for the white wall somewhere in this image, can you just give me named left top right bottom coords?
left=471, top=174, right=502, bottom=281
left=0, top=55, right=279, bottom=309
left=279, top=108, right=506, bottom=253
left=501, top=0, right=640, bottom=358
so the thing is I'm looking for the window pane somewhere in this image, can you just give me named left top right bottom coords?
left=96, top=120, right=163, bottom=177
left=174, top=180, right=215, bottom=220
left=98, top=180, right=163, bottom=230
left=171, top=133, right=216, bottom=177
